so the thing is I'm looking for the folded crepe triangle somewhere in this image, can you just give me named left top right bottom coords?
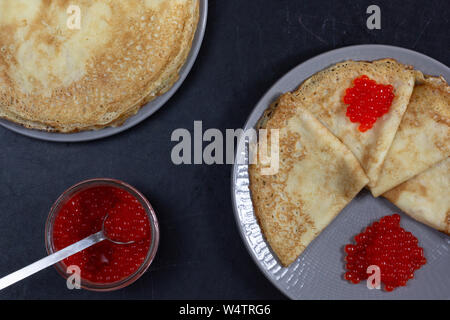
left=383, top=157, right=450, bottom=235
left=249, top=95, right=368, bottom=267
left=370, top=75, right=450, bottom=197
left=289, top=59, right=416, bottom=187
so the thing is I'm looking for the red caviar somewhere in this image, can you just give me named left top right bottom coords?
left=343, top=75, right=395, bottom=132
left=52, top=186, right=151, bottom=284
left=344, top=214, right=426, bottom=292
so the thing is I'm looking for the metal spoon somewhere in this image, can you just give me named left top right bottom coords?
left=0, top=213, right=133, bottom=291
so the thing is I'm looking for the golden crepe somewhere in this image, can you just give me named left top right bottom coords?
left=0, top=0, right=199, bottom=132
left=383, top=158, right=450, bottom=235
left=289, top=59, right=416, bottom=186
left=249, top=94, right=369, bottom=267
left=371, top=76, right=450, bottom=197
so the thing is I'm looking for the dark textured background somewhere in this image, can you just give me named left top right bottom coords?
left=0, top=0, right=448, bottom=300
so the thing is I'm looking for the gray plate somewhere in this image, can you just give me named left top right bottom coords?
left=231, top=45, right=450, bottom=300
left=0, top=0, right=208, bottom=142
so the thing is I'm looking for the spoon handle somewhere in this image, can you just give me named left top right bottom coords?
left=0, top=231, right=106, bottom=291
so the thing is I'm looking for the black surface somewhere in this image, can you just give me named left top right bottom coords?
left=0, top=0, right=448, bottom=300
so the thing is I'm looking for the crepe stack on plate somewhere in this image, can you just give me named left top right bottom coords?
left=0, top=0, right=199, bottom=132
left=249, top=58, right=449, bottom=267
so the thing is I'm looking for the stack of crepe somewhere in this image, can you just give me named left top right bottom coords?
left=0, top=0, right=199, bottom=132
left=249, top=59, right=449, bottom=267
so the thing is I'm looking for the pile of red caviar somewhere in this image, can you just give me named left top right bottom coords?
left=343, top=75, right=395, bottom=132
left=52, top=186, right=151, bottom=284
left=344, top=214, right=426, bottom=292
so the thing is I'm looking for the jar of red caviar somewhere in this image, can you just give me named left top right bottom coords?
left=45, top=178, right=159, bottom=291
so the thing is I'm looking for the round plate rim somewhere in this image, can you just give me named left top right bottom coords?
left=0, top=0, right=208, bottom=143
left=231, top=44, right=449, bottom=300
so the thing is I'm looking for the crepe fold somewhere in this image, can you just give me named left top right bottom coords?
left=370, top=76, right=450, bottom=197
left=0, top=0, right=199, bottom=132
left=289, top=59, right=416, bottom=187
left=249, top=95, right=369, bottom=267
left=383, top=158, right=450, bottom=235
